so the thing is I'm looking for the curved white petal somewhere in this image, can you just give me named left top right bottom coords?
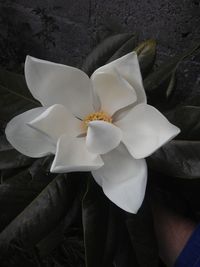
left=25, top=56, right=94, bottom=119
left=28, top=104, right=81, bottom=142
left=5, top=108, right=55, bottom=158
left=86, top=121, right=122, bottom=155
left=92, top=52, right=146, bottom=105
left=92, top=144, right=147, bottom=213
left=91, top=71, right=137, bottom=116
left=116, top=104, right=180, bottom=159
left=50, top=135, right=104, bottom=173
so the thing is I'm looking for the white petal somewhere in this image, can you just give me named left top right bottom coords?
left=91, top=71, right=137, bottom=116
left=92, top=144, right=147, bottom=213
left=25, top=56, right=94, bottom=119
left=50, top=135, right=104, bottom=173
left=28, top=104, right=81, bottom=142
left=86, top=121, right=122, bottom=154
left=92, top=52, right=146, bottom=105
left=116, top=104, right=180, bottom=159
left=5, top=108, right=55, bottom=158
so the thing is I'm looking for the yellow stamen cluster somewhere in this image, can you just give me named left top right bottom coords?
left=83, top=111, right=112, bottom=130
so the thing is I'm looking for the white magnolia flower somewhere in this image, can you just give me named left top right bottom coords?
left=5, top=52, right=180, bottom=213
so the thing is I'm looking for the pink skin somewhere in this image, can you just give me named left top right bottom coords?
left=151, top=200, right=196, bottom=267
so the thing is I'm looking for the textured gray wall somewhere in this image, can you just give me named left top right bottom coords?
left=0, top=0, right=200, bottom=102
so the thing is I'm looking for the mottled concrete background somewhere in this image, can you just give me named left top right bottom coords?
left=0, top=0, right=199, bottom=101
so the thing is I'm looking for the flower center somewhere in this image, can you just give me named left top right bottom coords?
left=83, top=111, right=112, bottom=129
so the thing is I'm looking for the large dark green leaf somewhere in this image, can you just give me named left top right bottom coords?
left=0, top=135, right=33, bottom=170
left=107, top=35, right=137, bottom=63
left=0, top=175, right=67, bottom=248
left=81, top=33, right=137, bottom=76
left=113, top=216, right=139, bottom=267
left=0, top=174, right=82, bottom=264
left=82, top=177, right=117, bottom=267
left=3, top=156, right=53, bottom=186
left=0, top=182, right=38, bottom=232
left=149, top=173, right=200, bottom=219
left=38, top=227, right=85, bottom=267
left=135, top=39, right=156, bottom=78
left=0, top=157, right=55, bottom=231
left=0, top=68, right=39, bottom=126
left=165, top=69, right=177, bottom=100
left=144, top=41, right=200, bottom=99
left=148, top=105, right=200, bottom=179
left=0, top=156, right=86, bottom=266
left=147, top=140, right=200, bottom=179
left=125, top=194, right=159, bottom=267
left=165, top=105, right=200, bottom=140
left=82, top=177, right=159, bottom=267
left=187, top=95, right=200, bottom=107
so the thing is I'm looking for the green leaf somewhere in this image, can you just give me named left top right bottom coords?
left=135, top=39, right=156, bottom=77
left=144, top=41, right=200, bottom=98
left=0, top=182, right=39, bottom=232
left=0, top=135, right=33, bottom=170
left=165, top=105, right=200, bottom=140
left=0, top=174, right=81, bottom=258
left=82, top=177, right=159, bottom=267
left=107, top=35, right=137, bottom=63
left=0, top=68, right=39, bottom=126
left=125, top=195, right=159, bottom=267
left=82, top=177, right=117, bottom=267
left=186, top=95, right=200, bottom=107
left=113, top=217, right=139, bottom=267
left=147, top=140, right=200, bottom=179
left=165, top=69, right=176, bottom=99
left=0, top=157, right=55, bottom=232
left=148, top=105, right=200, bottom=179
left=81, top=33, right=137, bottom=76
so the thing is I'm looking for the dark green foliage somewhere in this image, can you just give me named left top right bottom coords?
left=81, top=33, right=137, bottom=76
left=144, top=40, right=200, bottom=109
left=148, top=105, right=200, bottom=179
left=0, top=67, right=39, bottom=128
left=82, top=177, right=118, bottom=267
left=125, top=194, right=159, bottom=267
left=148, top=140, right=200, bottom=179
left=135, top=39, right=156, bottom=78
left=82, top=178, right=159, bottom=267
